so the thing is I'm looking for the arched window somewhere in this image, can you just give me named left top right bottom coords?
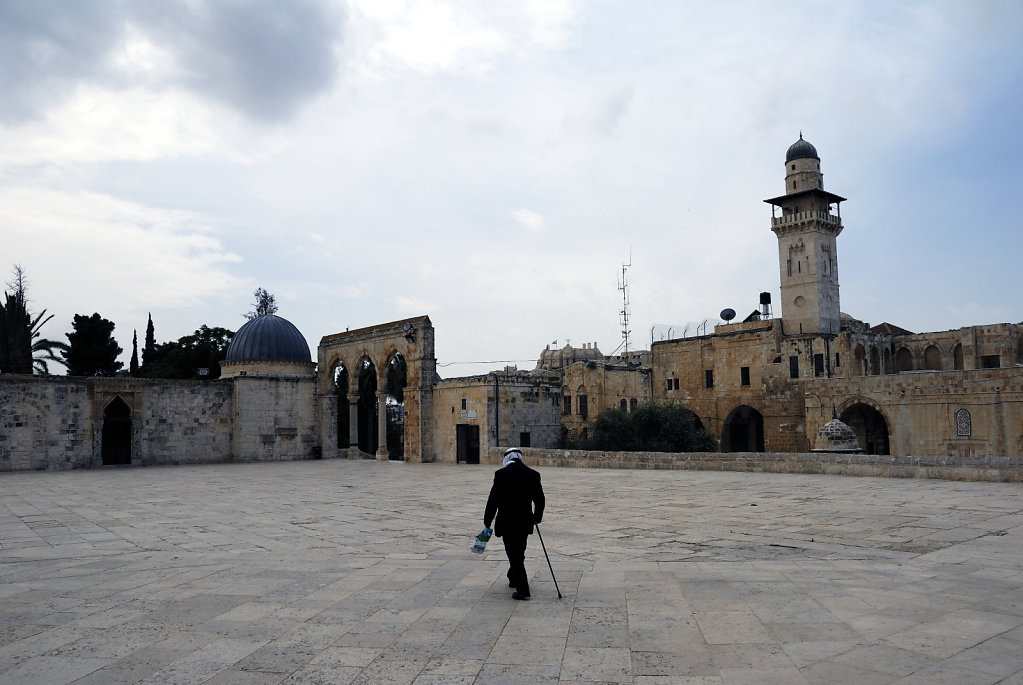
left=895, top=348, right=913, bottom=372
left=953, top=343, right=964, bottom=370
left=630, top=398, right=638, bottom=411
left=923, top=345, right=941, bottom=370
left=620, top=399, right=628, bottom=412
left=955, top=409, right=971, bottom=437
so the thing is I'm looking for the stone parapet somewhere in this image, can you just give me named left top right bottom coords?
left=484, top=447, right=1023, bottom=482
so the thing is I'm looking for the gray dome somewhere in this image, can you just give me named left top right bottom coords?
left=813, top=416, right=862, bottom=453
left=785, top=134, right=819, bottom=163
left=224, top=314, right=311, bottom=363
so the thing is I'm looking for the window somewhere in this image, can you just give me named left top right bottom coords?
left=666, top=379, right=673, bottom=391
left=674, top=378, right=679, bottom=390
left=460, top=398, right=467, bottom=411
left=835, top=353, right=840, bottom=368
left=955, top=409, right=972, bottom=437
left=798, top=261, right=801, bottom=274
left=630, top=398, right=638, bottom=411
left=620, top=399, right=628, bottom=411
left=563, top=396, right=571, bottom=415
left=981, top=355, right=1001, bottom=369
left=519, top=432, right=531, bottom=447
left=579, top=395, right=588, bottom=418
left=787, top=259, right=792, bottom=277
left=814, top=353, right=825, bottom=377
left=740, top=366, right=750, bottom=386
left=791, top=164, right=796, bottom=170
left=789, top=356, right=799, bottom=379
left=705, top=369, right=714, bottom=388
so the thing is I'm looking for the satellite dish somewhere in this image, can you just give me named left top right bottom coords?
left=720, top=308, right=736, bottom=322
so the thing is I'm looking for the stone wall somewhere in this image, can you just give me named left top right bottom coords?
left=232, top=376, right=320, bottom=461
left=431, top=373, right=562, bottom=463
left=483, top=447, right=1023, bottom=482
left=0, top=376, right=90, bottom=470
left=0, top=376, right=234, bottom=470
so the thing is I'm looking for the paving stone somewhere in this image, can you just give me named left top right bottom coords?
left=0, top=461, right=1021, bottom=684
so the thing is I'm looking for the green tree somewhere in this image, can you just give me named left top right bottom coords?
left=63, top=313, right=123, bottom=376
left=0, top=265, right=68, bottom=374
left=586, top=401, right=717, bottom=453
left=246, top=287, right=277, bottom=320
left=142, top=313, right=155, bottom=371
left=144, top=325, right=234, bottom=379
left=130, top=329, right=139, bottom=375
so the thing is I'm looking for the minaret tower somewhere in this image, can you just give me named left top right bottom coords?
left=764, top=135, right=847, bottom=335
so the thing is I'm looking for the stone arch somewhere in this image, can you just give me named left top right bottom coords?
left=721, top=404, right=764, bottom=452
left=331, top=360, right=350, bottom=448
left=101, top=396, right=132, bottom=465
left=316, top=316, right=435, bottom=461
left=356, top=355, right=378, bottom=454
left=895, top=347, right=913, bottom=372
left=383, top=351, right=408, bottom=460
left=869, top=347, right=880, bottom=375
left=854, top=344, right=867, bottom=376
left=619, top=398, right=628, bottom=411
left=953, top=343, right=964, bottom=370
left=629, top=398, right=638, bottom=411
left=839, top=399, right=890, bottom=455
left=923, top=344, right=941, bottom=370
left=883, top=348, right=894, bottom=374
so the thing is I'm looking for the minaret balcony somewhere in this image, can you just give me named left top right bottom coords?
left=771, top=209, right=842, bottom=228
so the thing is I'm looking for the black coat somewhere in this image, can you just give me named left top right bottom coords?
left=484, top=460, right=545, bottom=538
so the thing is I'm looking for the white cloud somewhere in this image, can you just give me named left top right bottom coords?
left=512, top=208, right=545, bottom=233
left=0, top=186, right=247, bottom=336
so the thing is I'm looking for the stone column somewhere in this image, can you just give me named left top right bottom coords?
left=376, top=391, right=389, bottom=460
left=347, top=393, right=359, bottom=450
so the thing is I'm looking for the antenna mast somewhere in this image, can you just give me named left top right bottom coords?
left=618, top=259, right=632, bottom=356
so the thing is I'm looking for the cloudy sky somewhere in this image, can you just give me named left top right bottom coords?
left=2, top=0, right=1021, bottom=376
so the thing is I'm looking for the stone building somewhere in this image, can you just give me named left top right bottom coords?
left=646, top=136, right=1023, bottom=457
left=2, top=135, right=1020, bottom=470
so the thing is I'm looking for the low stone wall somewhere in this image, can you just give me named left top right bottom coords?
left=484, top=447, right=1023, bottom=482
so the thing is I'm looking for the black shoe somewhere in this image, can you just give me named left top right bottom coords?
left=512, top=592, right=531, bottom=601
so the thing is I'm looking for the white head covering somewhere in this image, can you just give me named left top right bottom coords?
left=502, top=448, right=522, bottom=467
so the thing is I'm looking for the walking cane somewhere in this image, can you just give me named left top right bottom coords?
left=534, top=523, right=562, bottom=599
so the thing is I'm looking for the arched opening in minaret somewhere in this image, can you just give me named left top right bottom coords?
left=721, top=405, right=764, bottom=453
left=840, top=403, right=890, bottom=455
left=356, top=357, right=378, bottom=454
left=101, top=397, right=132, bottom=465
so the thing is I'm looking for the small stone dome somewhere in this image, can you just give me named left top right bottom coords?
left=785, top=134, right=819, bottom=163
left=813, top=414, right=862, bottom=453
left=224, top=314, right=311, bottom=363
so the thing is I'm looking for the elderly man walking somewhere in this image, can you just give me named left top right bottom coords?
left=484, top=448, right=546, bottom=600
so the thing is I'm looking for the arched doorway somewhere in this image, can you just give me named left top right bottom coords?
left=332, top=362, right=349, bottom=448
left=722, top=405, right=764, bottom=452
left=840, top=403, right=890, bottom=455
left=385, top=353, right=407, bottom=460
left=357, top=358, right=378, bottom=454
left=101, top=397, right=132, bottom=465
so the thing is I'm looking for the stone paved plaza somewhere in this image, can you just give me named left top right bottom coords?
left=1, top=461, right=1022, bottom=684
